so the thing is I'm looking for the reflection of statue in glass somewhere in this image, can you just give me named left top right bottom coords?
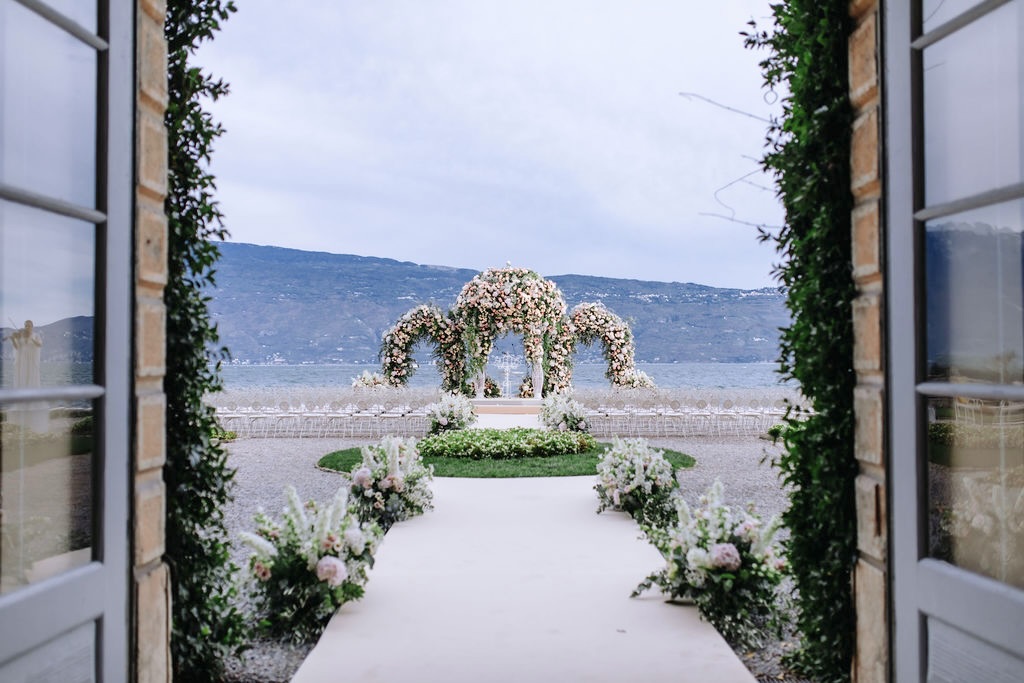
left=4, top=320, right=43, bottom=388
left=4, top=320, right=47, bottom=432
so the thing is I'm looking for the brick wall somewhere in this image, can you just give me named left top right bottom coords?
left=848, top=1, right=888, bottom=681
left=134, top=1, right=171, bottom=681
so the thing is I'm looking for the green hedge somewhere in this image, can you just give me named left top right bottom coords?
left=164, top=1, right=245, bottom=680
left=417, top=428, right=597, bottom=460
left=745, top=3, right=857, bottom=681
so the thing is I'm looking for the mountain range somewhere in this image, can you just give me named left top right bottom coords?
left=209, top=243, right=789, bottom=364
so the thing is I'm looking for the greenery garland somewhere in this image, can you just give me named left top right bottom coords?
left=745, top=3, right=857, bottom=682
left=164, top=1, right=245, bottom=679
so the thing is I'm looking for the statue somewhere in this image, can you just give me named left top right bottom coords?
left=4, top=320, right=47, bottom=431
left=5, top=320, right=43, bottom=389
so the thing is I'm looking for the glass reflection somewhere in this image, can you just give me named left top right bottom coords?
left=923, top=2, right=1022, bottom=206
left=0, top=201, right=95, bottom=388
left=0, top=401, right=93, bottom=594
left=928, top=397, right=1024, bottom=589
left=39, top=0, right=98, bottom=32
left=925, top=199, right=1024, bottom=385
left=922, top=0, right=988, bottom=33
left=0, top=1, right=98, bottom=208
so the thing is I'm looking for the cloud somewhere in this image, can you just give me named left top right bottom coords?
left=199, top=0, right=783, bottom=287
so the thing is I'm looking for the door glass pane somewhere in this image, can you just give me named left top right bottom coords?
left=0, top=400, right=94, bottom=595
left=927, top=397, right=1024, bottom=589
left=922, top=0, right=988, bottom=33
left=0, top=201, right=96, bottom=388
left=923, top=2, right=1022, bottom=206
left=925, top=199, right=1024, bottom=385
left=0, top=0, right=97, bottom=208
left=40, top=0, right=98, bottom=33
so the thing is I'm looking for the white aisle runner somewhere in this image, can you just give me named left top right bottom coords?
left=291, top=476, right=756, bottom=683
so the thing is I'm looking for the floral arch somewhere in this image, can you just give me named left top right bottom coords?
left=379, top=267, right=654, bottom=395
left=379, top=305, right=466, bottom=392
left=571, top=303, right=654, bottom=388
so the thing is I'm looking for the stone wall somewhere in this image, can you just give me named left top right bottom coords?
left=134, top=1, right=171, bottom=681
left=848, top=1, right=888, bottom=681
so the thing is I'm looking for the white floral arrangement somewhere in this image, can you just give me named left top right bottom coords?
left=424, top=392, right=477, bottom=434
left=932, top=468, right=1023, bottom=582
left=351, top=369, right=388, bottom=389
left=540, top=392, right=589, bottom=433
left=633, top=479, right=785, bottom=648
left=595, top=437, right=679, bottom=523
left=240, top=485, right=383, bottom=643
left=623, top=369, right=657, bottom=389
left=349, top=436, right=434, bottom=531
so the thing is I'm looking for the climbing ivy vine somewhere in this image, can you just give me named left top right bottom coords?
left=745, top=3, right=858, bottom=682
left=164, top=1, right=244, bottom=680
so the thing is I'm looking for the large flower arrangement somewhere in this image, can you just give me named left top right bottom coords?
left=633, top=479, right=785, bottom=649
left=424, top=392, right=477, bottom=434
left=540, top=393, right=589, bottom=433
left=571, top=302, right=646, bottom=387
left=379, top=304, right=465, bottom=391
left=240, top=486, right=383, bottom=643
left=349, top=436, right=435, bottom=531
left=595, top=437, right=680, bottom=525
left=455, top=267, right=566, bottom=377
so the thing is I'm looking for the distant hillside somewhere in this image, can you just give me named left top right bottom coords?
left=210, top=243, right=789, bottom=364
left=0, top=316, right=93, bottom=363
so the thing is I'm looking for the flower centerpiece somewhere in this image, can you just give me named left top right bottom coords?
left=240, top=486, right=383, bottom=643
left=349, top=436, right=434, bottom=531
left=424, top=392, right=476, bottom=434
left=351, top=369, right=387, bottom=389
left=540, top=392, right=589, bottom=433
left=632, top=479, right=785, bottom=649
left=595, top=437, right=679, bottom=525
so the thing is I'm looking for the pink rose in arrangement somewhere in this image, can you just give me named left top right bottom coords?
left=316, top=555, right=348, bottom=588
left=352, top=467, right=373, bottom=489
left=253, top=560, right=272, bottom=582
left=710, top=543, right=742, bottom=571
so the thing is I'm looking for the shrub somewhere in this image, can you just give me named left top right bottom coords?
left=540, top=393, right=589, bottom=433
left=418, top=427, right=596, bottom=460
left=424, top=392, right=477, bottom=434
left=744, top=1, right=857, bottom=677
left=594, top=437, right=680, bottom=526
left=70, top=415, right=93, bottom=436
left=348, top=436, right=434, bottom=531
left=633, top=479, right=785, bottom=649
left=240, top=486, right=383, bottom=644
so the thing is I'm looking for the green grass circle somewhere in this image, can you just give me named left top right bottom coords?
left=317, top=437, right=695, bottom=479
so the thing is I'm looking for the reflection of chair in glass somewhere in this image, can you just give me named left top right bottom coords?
left=954, top=397, right=984, bottom=424
left=998, top=401, right=1024, bottom=425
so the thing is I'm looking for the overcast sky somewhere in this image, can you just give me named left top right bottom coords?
left=198, top=1, right=784, bottom=289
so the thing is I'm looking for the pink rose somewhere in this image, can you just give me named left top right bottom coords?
left=352, top=467, right=373, bottom=488
left=710, top=543, right=742, bottom=571
left=316, top=556, right=348, bottom=587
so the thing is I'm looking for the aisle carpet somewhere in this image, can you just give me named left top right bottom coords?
left=291, top=476, right=755, bottom=683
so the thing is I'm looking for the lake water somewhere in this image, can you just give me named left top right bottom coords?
left=220, top=362, right=793, bottom=390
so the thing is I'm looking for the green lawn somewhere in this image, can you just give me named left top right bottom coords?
left=318, top=442, right=695, bottom=478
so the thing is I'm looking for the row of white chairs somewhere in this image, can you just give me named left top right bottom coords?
left=583, top=398, right=789, bottom=437
left=214, top=397, right=440, bottom=439
left=209, top=386, right=805, bottom=439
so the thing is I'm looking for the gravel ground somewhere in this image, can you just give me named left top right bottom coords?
left=221, top=434, right=813, bottom=683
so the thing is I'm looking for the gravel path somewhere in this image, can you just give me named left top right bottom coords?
left=222, top=434, right=812, bottom=683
